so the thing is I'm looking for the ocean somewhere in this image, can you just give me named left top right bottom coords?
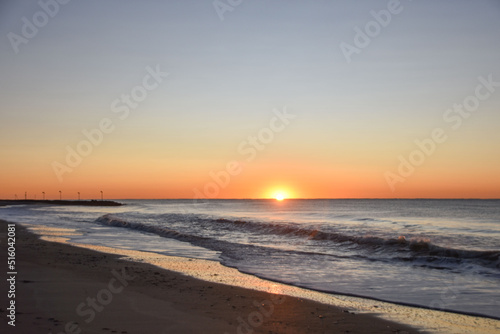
left=1, top=199, right=499, bottom=319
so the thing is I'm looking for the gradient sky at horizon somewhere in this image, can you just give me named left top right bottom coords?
left=1, top=0, right=500, bottom=199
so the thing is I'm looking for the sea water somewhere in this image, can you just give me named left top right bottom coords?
left=1, top=199, right=499, bottom=319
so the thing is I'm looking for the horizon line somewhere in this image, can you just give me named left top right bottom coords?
left=3, top=198, right=499, bottom=201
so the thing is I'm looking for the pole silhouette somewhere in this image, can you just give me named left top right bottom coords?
left=59, top=191, right=62, bottom=200
left=42, top=192, right=45, bottom=200
left=100, top=191, right=103, bottom=201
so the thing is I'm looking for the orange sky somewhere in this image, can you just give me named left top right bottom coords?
left=2, top=144, right=499, bottom=200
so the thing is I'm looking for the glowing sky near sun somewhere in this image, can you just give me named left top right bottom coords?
left=1, top=1, right=500, bottom=199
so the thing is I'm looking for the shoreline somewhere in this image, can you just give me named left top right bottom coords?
left=0, top=220, right=423, bottom=334
left=1, top=220, right=500, bottom=333
left=233, top=269, right=500, bottom=322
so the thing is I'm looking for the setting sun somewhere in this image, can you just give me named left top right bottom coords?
left=267, top=187, right=294, bottom=201
left=272, top=190, right=290, bottom=201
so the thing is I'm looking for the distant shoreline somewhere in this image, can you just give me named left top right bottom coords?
left=0, top=199, right=123, bottom=207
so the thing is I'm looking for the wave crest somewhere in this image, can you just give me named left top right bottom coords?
left=95, top=214, right=499, bottom=271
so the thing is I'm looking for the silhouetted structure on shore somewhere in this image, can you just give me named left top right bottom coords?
left=0, top=200, right=123, bottom=207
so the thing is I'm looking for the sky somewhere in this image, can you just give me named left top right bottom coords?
left=1, top=0, right=499, bottom=200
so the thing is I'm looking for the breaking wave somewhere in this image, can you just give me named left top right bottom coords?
left=94, top=214, right=499, bottom=272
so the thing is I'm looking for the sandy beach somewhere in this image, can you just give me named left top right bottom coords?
left=0, top=220, right=425, bottom=334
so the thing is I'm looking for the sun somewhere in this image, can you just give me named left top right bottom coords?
left=274, top=192, right=286, bottom=201
left=267, top=187, right=293, bottom=201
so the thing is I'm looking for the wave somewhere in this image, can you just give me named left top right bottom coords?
left=94, top=214, right=500, bottom=272
left=212, top=218, right=500, bottom=270
left=93, top=214, right=267, bottom=263
left=95, top=214, right=206, bottom=242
